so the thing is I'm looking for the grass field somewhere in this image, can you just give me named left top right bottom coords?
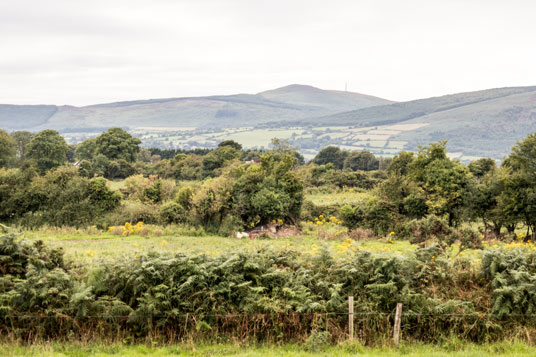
left=305, top=189, right=369, bottom=206
left=18, top=222, right=494, bottom=268
left=21, top=225, right=418, bottom=266
left=2, top=341, right=536, bottom=356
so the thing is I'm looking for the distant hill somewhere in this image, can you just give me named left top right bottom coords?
left=0, top=104, right=58, bottom=130
left=0, top=85, right=393, bottom=131
left=2, top=84, right=536, bottom=160
left=305, top=86, right=536, bottom=127
left=299, top=86, right=536, bottom=159
left=258, top=84, right=393, bottom=113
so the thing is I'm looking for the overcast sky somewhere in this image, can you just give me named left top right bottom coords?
left=1, top=0, right=535, bottom=106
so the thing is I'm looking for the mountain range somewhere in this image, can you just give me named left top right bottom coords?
left=0, top=85, right=392, bottom=131
left=1, top=84, right=536, bottom=160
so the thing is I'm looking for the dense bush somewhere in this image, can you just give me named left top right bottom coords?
left=398, top=215, right=451, bottom=244
left=2, top=234, right=535, bottom=343
left=298, top=164, right=379, bottom=189
left=123, top=175, right=177, bottom=203
left=339, top=204, right=364, bottom=230
left=1, top=166, right=120, bottom=227
left=159, top=201, right=185, bottom=224
left=103, top=201, right=160, bottom=226
left=397, top=215, right=481, bottom=249
left=482, top=248, right=536, bottom=317
left=231, top=154, right=303, bottom=227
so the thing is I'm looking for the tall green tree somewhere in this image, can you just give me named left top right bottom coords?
left=202, top=145, right=241, bottom=177
left=231, top=152, right=303, bottom=226
left=501, top=133, right=536, bottom=239
left=467, top=168, right=514, bottom=237
left=0, top=129, right=16, bottom=167
left=387, top=151, right=414, bottom=176
left=468, top=158, right=496, bottom=178
left=9, top=131, right=33, bottom=164
left=95, top=128, right=141, bottom=162
left=270, top=138, right=304, bottom=165
left=504, top=133, right=536, bottom=172
left=343, top=150, right=379, bottom=171
left=26, top=130, right=69, bottom=174
left=409, top=142, right=470, bottom=226
left=76, top=137, right=97, bottom=161
left=312, top=146, right=347, bottom=169
left=218, top=139, right=242, bottom=151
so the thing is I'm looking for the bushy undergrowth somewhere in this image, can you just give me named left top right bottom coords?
left=395, top=215, right=483, bottom=252
left=1, top=234, right=536, bottom=344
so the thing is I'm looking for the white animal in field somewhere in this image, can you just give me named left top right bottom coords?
left=236, top=232, right=249, bottom=238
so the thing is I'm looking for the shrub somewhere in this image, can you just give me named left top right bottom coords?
left=231, top=153, right=304, bottom=226
left=445, top=227, right=482, bottom=249
left=123, top=174, right=148, bottom=199
left=160, top=201, right=185, bottom=224
left=109, top=226, right=124, bottom=235
left=482, top=248, right=536, bottom=318
left=13, top=166, right=120, bottom=227
left=348, top=227, right=374, bottom=240
left=106, top=159, right=136, bottom=179
left=103, top=201, right=160, bottom=225
left=162, top=224, right=206, bottom=237
left=107, top=221, right=146, bottom=236
left=143, top=179, right=162, bottom=203
left=339, top=204, right=364, bottom=230
left=139, top=226, right=151, bottom=237
left=77, top=160, right=93, bottom=177
left=399, top=215, right=451, bottom=244
left=176, top=186, right=194, bottom=210
left=251, top=188, right=290, bottom=223
left=362, top=197, right=397, bottom=235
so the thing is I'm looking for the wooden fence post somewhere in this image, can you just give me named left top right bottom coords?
left=348, top=296, right=354, bottom=340
left=393, top=302, right=403, bottom=347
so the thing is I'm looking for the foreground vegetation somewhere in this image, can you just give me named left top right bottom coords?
left=2, top=228, right=536, bottom=346
left=3, top=341, right=536, bottom=356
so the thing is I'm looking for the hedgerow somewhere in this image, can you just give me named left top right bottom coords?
left=2, top=234, right=536, bottom=344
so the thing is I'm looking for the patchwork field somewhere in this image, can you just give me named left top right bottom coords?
left=62, top=123, right=438, bottom=161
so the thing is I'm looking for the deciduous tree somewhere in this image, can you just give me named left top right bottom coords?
left=26, top=129, right=69, bottom=173
left=95, top=128, right=141, bottom=162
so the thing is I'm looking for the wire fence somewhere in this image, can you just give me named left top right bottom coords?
left=3, top=311, right=536, bottom=318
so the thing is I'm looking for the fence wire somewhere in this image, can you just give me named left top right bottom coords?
left=2, top=311, right=536, bottom=319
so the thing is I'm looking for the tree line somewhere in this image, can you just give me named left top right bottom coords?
left=2, top=127, right=536, bottom=239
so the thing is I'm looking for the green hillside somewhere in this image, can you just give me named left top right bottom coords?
left=0, top=104, right=58, bottom=130
left=0, top=85, right=393, bottom=131
left=295, top=86, right=536, bottom=160
left=393, top=90, right=536, bottom=158
left=303, top=86, right=536, bottom=127
left=258, top=84, right=393, bottom=112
